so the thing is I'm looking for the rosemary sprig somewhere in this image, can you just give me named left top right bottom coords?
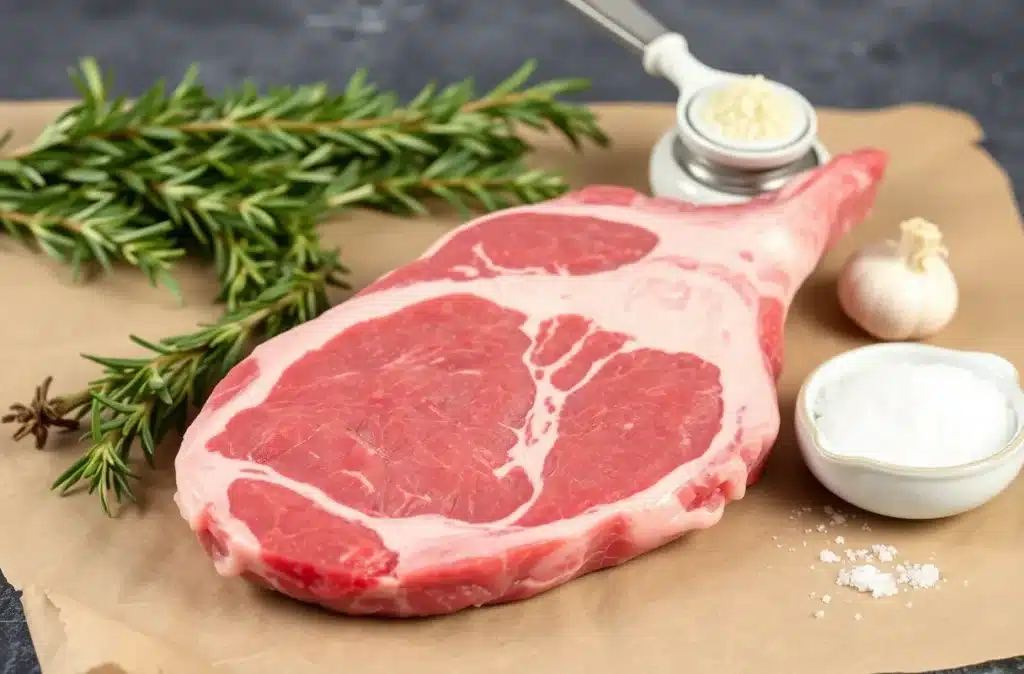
left=135, top=147, right=571, bottom=307
left=2, top=59, right=609, bottom=512
left=4, top=149, right=567, bottom=511
left=0, top=58, right=606, bottom=300
left=6, top=256, right=346, bottom=514
left=24, top=58, right=605, bottom=160
left=0, top=175, right=185, bottom=292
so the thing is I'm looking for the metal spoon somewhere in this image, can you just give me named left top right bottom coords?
left=562, top=0, right=821, bottom=173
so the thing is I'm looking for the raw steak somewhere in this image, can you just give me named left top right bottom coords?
left=175, top=149, right=887, bottom=617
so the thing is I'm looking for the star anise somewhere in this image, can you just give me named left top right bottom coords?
left=2, top=377, right=83, bottom=449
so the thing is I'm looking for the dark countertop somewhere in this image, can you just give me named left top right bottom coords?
left=0, top=0, right=1019, bottom=191
left=0, top=2, right=1021, bottom=673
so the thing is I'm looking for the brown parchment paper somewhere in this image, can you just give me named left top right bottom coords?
left=2, top=102, right=1023, bottom=674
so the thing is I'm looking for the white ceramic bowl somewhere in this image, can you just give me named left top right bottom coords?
left=795, top=342, right=1024, bottom=520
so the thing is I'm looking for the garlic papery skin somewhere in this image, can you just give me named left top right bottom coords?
left=837, top=218, right=959, bottom=341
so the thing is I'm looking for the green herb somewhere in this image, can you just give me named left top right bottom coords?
left=5, top=259, right=345, bottom=514
left=2, top=59, right=608, bottom=512
left=0, top=58, right=607, bottom=307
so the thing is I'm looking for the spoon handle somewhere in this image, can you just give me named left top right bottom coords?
left=561, top=0, right=669, bottom=53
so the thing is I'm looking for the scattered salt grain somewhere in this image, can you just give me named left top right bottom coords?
left=846, top=548, right=872, bottom=563
left=790, top=507, right=951, bottom=617
left=897, top=563, right=941, bottom=589
left=837, top=565, right=899, bottom=598
left=819, top=550, right=841, bottom=563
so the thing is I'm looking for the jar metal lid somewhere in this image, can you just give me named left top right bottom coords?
left=671, top=134, right=825, bottom=197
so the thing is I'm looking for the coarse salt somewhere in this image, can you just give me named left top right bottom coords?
left=819, top=550, right=840, bottom=563
left=837, top=560, right=943, bottom=599
left=795, top=507, right=951, bottom=619
left=837, top=565, right=900, bottom=598
left=872, top=544, right=898, bottom=562
left=897, top=563, right=941, bottom=589
left=846, top=548, right=871, bottom=563
left=813, top=362, right=1015, bottom=468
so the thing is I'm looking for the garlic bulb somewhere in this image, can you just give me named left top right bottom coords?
left=837, top=217, right=959, bottom=341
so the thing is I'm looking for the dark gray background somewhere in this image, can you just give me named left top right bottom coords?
left=0, top=1, right=1021, bottom=673
left=0, top=0, right=1021, bottom=190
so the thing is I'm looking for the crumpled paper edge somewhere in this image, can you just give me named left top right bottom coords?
left=20, top=584, right=219, bottom=674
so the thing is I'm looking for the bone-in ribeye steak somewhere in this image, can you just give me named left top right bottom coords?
left=175, top=149, right=887, bottom=617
